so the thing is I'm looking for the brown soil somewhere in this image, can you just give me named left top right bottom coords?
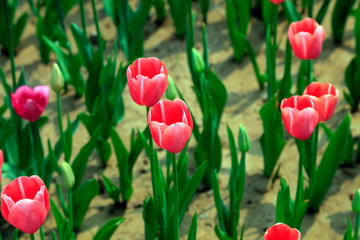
left=1, top=0, right=360, bottom=239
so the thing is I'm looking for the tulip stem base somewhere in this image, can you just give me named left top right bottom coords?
left=30, top=234, right=35, bottom=240
left=40, top=226, right=44, bottom=240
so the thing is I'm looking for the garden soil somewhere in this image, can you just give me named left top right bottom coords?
left=1, top=0, right=360, bottom=239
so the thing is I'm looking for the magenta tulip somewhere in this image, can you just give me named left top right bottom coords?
left=1, top=176, right=50, bottom=234
left=288, top=18, right=325, bottom=60
left=127, top=57, right=168, bottom=107
left=280, top=95, right=319, bottom=140
left=148, top=99, right=193, bottom=153
left=264, top=223, right=301, bottom=240
left=11, top=85, right=50, bottom=122
left=268, top=0, right=286, bottom=4
left=303, top=82, right=339, bottom=122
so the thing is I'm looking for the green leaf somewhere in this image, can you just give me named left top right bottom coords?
left=343, top=218, right=353, bottom=240
left=50, top=198, right=66, bottom=240
left=187, top=212, right=198, bottom=240
left=101, top=172, right=120, bottom=204
left=260, top=96, right=286, bottom=177
left=309, top=114, right=351, bottom=211
left=282, top=0, right=301, bottom=23
left=315, top=0, right=332, bottom=24
left=214, top=225, right=232, bottom=240
left=142, top=196, right=160, bottom=240
left=73, top=179, right=100, bottom=229
left=208, top=69, right=227, bottom=125
left=178, top=161, right=207, bottom=221
left=12, top=13, right=28, bottom=49
left=71, top=127, right=101, bottom=189
left=344, top=57, right=360, bottom=111
left=331, top=0, right=356, bottom=44
left=93, top=217, right=124, bottom=240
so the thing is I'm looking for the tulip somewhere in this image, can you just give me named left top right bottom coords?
left=1, top=176, right=50, bottom=234
left=264, top=223, right=301, bottom=240
left=11, top=85, right=50, bottom=122
left=303, top=82, right=339, bottom=122
left=280, top=95, right=319, bottom=140
left=288, top=18, right=325, bottom=60
left=127, top=57, right=168, bottom=107
left=268, top=0, right=286, bottom=4
left=148, top=99, right=193, bottom=153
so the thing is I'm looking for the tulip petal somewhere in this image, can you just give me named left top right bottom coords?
left=8, top=199, right=48, bottom=234
left=264, top=223, right=301, bottom=240
left=161, top=123, right=192, bottom=153
left=291, top=107, right=319, bottom=140
left=281, top=107, right=298, bottom=137
left=22, top=99, right=45, bottom=122
left=33, top=85, right=50, bottom=108
left=149, top=121, right=168, bottom=149
left=142, top=73, right=168, bottom=107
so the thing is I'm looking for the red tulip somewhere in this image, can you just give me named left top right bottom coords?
left=280, top=95, right=319, bottom=140
left=127, top=57, right=168, bottom=107
left=264, top=223, right=301, bottom=240
left=288, top=18, right=325, bottom=60
left=148, top=99, right=193, bottom=153
left=268, top=0, right=286, bottom=4
left=303, top=82, right=339, bottom=122
left=1, top=176, right=50, bottom=234
left=11, top=85, right=50, bottom=122
left=0, top=150, right=3, bottom=183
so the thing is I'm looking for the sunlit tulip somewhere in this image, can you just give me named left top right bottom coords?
left=264, top=223, right=301, bottom=240
left=303, top=82, right=339, bottom=122
left=288, top=18, right=325, bottom=60
left=280, top=95, right=319, bottom=140
left=127, top=57, right=168, bottom=107
left=11, top=85, right=50, bottom=122
left=268, top=0, right=286, bottom=4
left=1, top=176, right=50, bottom=234
left=148, top=99, right=193, bottom=153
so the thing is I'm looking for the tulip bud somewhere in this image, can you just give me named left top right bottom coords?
left=61, top=162, right=75, bottom=190
left=238, top=125, right=250, bottom=152
left=50, top=63, right=65, bottom=92
left=191, top=48, right=205, bottom=74
left=352, top=189, right=360, bottom=214
left=166, top=76, right=177, bottom=100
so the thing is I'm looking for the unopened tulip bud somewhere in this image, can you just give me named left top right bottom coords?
left=191, top=48, right=205, bottom=74
left=166, top=76, right=177, bottom=100
left=352, top=189, right=360, bottom=214
left=61, top=162, right=75, bottom=190
left=50, top=63, right=64, bottom=92
left=238, top=125, right=250, bottom=152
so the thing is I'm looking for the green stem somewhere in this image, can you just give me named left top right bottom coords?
left=3, top=0, right=16, bottom=90
left=40, top=226, right=44, bottom=240
left=266, top=4, right=278, bottom=101
left=57, top=93, right=68, bottom=162
left=307, top=125, right=318, bottom=201
left=31, top=122, right=43, bottom=178
left=307, top=59, right=313, bottom=86
left=292, top=139, right=305, bottom=229
left=90, top=0, right=103, bottom=57
left=55, top=0, right=65, bottom=30
left=68, top=189, right=74, bottom=238
left=308, top=0, right=314, bottom=18
left=30, top=234, right=35, bottom=240
left=79, top=0, right=87, bottom=36
left=171, top=152, right=179, bottom=240
left=146, top=107, right=160, bottom=219
left=355, top=213, right=360, bottom=240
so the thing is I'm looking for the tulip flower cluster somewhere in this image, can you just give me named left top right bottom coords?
left=281, top=82, right=338, bottom=140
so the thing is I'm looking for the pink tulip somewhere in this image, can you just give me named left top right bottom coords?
left=268, top=0, right=286, bottom=4
left=148, top=99, right=193, bottom=153
left=280, top=95, right=319, bottom=140
left=11, top=85, right=50, bottom=122
left=288, top=18, right=325, bottom=60
left=0, top=150, right=3, bottom=183
left=127, top=57, right=168, bottom=107
left=264, top=223, right=301, bottom=240
left=1, top=176, right=50, bottom=234
left=303, top=82, right=339, bottom=122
